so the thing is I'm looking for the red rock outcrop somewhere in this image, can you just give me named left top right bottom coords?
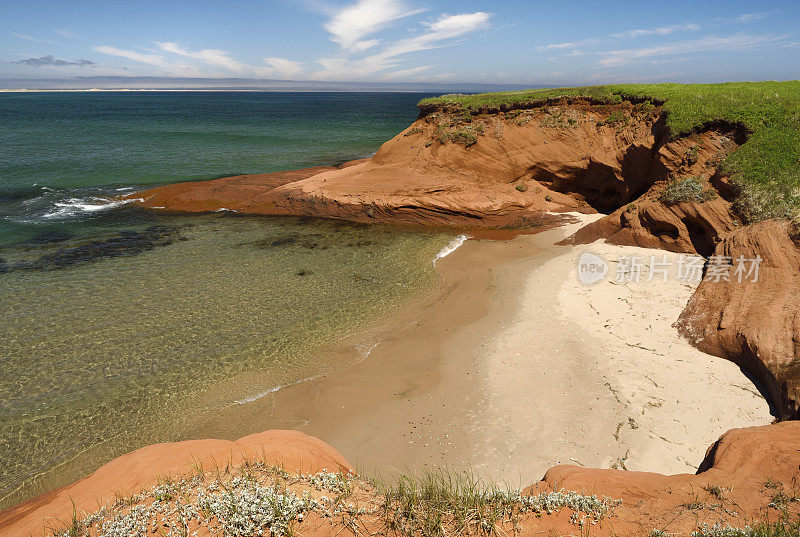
left=562, top=131, right=743, bottom=255
left=4, top=424, right=800, bottom=537
left=676, top=219, right=800, bottom=419
left=125, top=160, right=368, bottom=213
left=0, top=430, right=351, bottom=537
left=127, top=101, right=748, bottom=250
left=530, top=421, right=800, bottom=535
left=126, top=101, right=679, bottom=228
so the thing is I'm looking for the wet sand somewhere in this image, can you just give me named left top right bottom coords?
left=198, top=215, right=772, bottom=487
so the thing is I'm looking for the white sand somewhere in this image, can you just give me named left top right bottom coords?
left=469, top=214, right=772, bottom=481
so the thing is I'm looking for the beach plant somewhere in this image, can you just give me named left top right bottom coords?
left=703, top=484, right=727, bottom=501
left=450, top=127, right=479, bottom=147
left=198, top=476, right=317, bottom=537
left=377, top=470, right=618, bottom=536
left=686, top=145, right=701, bottom=165
left=769, top=489, right=800, bottom=510
left=48, top=463, right=623, bottom=537
left=660, top=176, right=717, bottom=204
left=692, top=518, right=800, bottom=536
left=597, top=110, right=629, bottom=127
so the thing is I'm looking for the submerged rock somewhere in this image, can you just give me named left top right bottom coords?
left=6, top=225, right=183, bottom=272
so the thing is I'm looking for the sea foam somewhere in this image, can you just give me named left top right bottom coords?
left=41, top=197, right=142, bottom=219
left=433, top=234, right=470, bottom=266
left=234, top=375, right=322, bottom=405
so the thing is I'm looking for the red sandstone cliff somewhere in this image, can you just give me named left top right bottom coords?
left=677, top=220, right=800, bottom=419
left=127, top=99, right=746, bottom=252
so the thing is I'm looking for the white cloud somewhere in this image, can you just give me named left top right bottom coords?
left=94, top=46, right=168, bottom=67
left=97, top=41, right=308, bottom=79
left=538, top=22, right=700, bottom=56
left=156, top=42, right=248, bottom=73
left=598, top=33, right=787, bottom=66
left=9, top=32, right=60, bottom=45
left=55, top=29, right=77, bottom=39
left=537, top=39, right=600, bottom=52
left=260, top=57, right=305, bottom=79
left=736, top=12, right=767, bottom=23
left=314, top=11, right=490, bottom=80
left=93, top=45, right=204, bottom=76
left=379, top=11, right=490, bottom=57
left=612, top=23, right=700, bottom=39
left=538, top=23, right=699, bottom=53
left=324, top=0, right=423, bottom=52
left=382, top=64, right=432, bottom=79
left=83, top=6, right=488, bottom=82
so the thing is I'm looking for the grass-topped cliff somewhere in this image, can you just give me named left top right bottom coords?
left=419, top=81, right=800, bottom=223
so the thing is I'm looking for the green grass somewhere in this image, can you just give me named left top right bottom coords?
left=374, top=469, right=618, bottom=536
left=419, top=81, right=800, bottom=222
left=436, top=125, right=479, bottom=147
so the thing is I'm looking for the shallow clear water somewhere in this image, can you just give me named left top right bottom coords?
left=0, top=92, right=452, bottom=509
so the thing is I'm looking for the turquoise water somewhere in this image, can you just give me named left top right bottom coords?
left=0, top=91, right=429, bottom=246
left=0, top=92, right=453, bottom=509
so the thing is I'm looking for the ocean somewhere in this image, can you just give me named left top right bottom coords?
left=0, top=92, right=455, bottom=509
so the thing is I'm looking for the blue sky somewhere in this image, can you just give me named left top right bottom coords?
left=1, top=0, right=799, bottom=86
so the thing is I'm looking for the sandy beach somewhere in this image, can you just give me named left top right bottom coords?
left=194, top=214, right=771, bottom=486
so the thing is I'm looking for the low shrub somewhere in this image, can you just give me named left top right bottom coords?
left=659, top=177, right=717, bottom=204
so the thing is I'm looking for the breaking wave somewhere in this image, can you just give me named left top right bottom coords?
left=41, top=197, right=142, bottom=219
left=433, top=234, right=470, bottom=266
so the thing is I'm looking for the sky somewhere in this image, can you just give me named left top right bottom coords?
left=1, top=0, right=799, bottom=87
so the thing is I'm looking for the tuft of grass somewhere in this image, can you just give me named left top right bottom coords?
left=376, top=470, right=618, bottom=536
left=419, top=81, right=800, bottom=223
left=515, top=183, right=528, bottom=192
left=660, top=176, right=718, bottom=204
left=770, top=489, right=800, bottom=510
left=681, top=492, right=705, bottom=511
left=437, top=126, right=479, bottom=147
left=597, top=110, right=629, bottom=127
left=703, top=484, right=727, bottom=501
left=686, top=145, right=701, bottom=165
